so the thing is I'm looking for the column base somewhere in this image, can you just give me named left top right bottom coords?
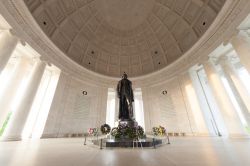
left=228, top=133, right=250, bottom=138
left=41, top=134, right=58, bottom=138
left=0, top=135, right=22, bottom=141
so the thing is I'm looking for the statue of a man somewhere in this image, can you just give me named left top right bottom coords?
left=117, top=72, right=134, bottom=120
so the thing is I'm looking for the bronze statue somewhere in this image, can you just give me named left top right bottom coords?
left=117, top=72, right=134, bottom=120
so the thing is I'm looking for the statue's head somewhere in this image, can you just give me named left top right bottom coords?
left=122, top=72, right=127, bottom=79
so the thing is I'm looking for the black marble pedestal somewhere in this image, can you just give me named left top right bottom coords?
left=92, top=120, right=164, bottom=148
left=118, top=119, right=138, bottom=128
left=103, top=138, right=162, bottom=148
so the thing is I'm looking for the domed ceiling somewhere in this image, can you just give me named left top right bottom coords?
left=24, top=0, right=226, bottom=77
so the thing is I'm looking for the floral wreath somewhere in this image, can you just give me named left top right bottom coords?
left=152, top=126, right=166, bottom=136
left=110, top=125, right=145, bottom=139
left=88, top=128, right=99, bottom=136
left=100, top=124, right=111, bottom=135
left=137, top=126, right=144, bottom=138
left=111, top=127, right=120, bottom=138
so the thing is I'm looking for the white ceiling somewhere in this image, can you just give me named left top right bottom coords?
left=24, top=0, right=226, bottom=77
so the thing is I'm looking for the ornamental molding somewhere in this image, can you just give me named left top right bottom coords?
left=0, top=0, right=249, bottom=87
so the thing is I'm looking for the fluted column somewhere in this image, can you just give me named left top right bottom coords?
left=2, top=60, right=46, bottom=141
left=0, top=56, right=29, bottom=128
left=218, top=56, right=250, bottom=127
left=230, top=34, right=250, bottom=74
left=189, top=68, right=220, bottom=136
left=0, top=30, right=18, bottom=73
left=202, top=59, right=246, bottom=136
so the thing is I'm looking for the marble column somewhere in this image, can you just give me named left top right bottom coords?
left=0, top=30, right=18, bottom=73
left=202, top=59, right=246, bottom=136
left=0, top=56, right=29, bottom=128
left=2, top=60, right=46, bottom=141
left=218, top=56, right=250, bottom=127
left=230, top=34, right=250, bottom=74
left=188, top=68, right=218, bottom=136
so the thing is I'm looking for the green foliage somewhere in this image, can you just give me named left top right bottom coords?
left=88, top=128, right=99, bottom=136
left=111, top=124, right=144, bottom=139
left=126, top=126, right=136, bottom=139
left=111, top=127, right=121, bottom=139
left=245, top=126, right=250, bottom=134
left=137, top=126, right=144, bottom=138
left=0, top=112, right=12, bottom=136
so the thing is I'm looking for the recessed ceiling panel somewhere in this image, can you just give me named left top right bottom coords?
left=24, top=0, right=226, bottom=77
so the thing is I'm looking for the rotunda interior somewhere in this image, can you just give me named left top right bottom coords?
left=1, top=0, right=250, bottom=165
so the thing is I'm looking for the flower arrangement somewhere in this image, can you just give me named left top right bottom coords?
left=100, top=124, right=111, bottom=135
left=111, top=124, right=144, bottom=139
left=111, top=127, right=120, bottom=138
left=88, top=128, right=99, bottom=136
left=152, top=126, right=166, bottom=136
left=123, top=125, right=137, bottom=139
left=137, top=126, right=144, bottom=138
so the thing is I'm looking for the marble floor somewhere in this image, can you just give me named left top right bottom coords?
left=0, top=137, right=250, bottom=166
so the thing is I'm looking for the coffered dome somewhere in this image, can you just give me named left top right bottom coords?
left=24, top=0, right=226, bottom=77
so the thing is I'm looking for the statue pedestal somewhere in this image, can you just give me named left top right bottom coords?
left=118, top=119, right=138, bottom=128
left=104, top=138, right=163, bottom=148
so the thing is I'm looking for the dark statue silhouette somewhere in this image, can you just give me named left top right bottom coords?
left=117, top=72, right=134, bottom=120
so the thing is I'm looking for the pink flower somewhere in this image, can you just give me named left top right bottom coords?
left=88, top=128, right=94, bottom=134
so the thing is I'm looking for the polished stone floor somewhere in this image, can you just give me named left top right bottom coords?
left=0, top=137, right=250, bottom=166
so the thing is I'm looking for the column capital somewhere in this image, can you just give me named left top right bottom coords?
left=216, top=54, right=238, bottom=67
left=216, top=55, right=238, bottom=76
left=7, top=29, right=26, bottom=45
left=7, top=29, right=28, bottom=46
left=239, top=28, right=250, bottom=38
left=230, top=31, right=250, bottom=45
left=229, top=30, right=250, bottom=74
left=198, top=55, right=210, bottom=64
left=0, top=29, right=19, bottom=40
left=226, top=54, right=239, bottom=64
left=216, top=55, right=229, bottom=66
left=204, top=56, right=219, bottom=65
left=31, top=58, right=50, bottom=69
left=223, top=29, right=240, bottom=46
left=0, top=28, right=19, bottom=73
